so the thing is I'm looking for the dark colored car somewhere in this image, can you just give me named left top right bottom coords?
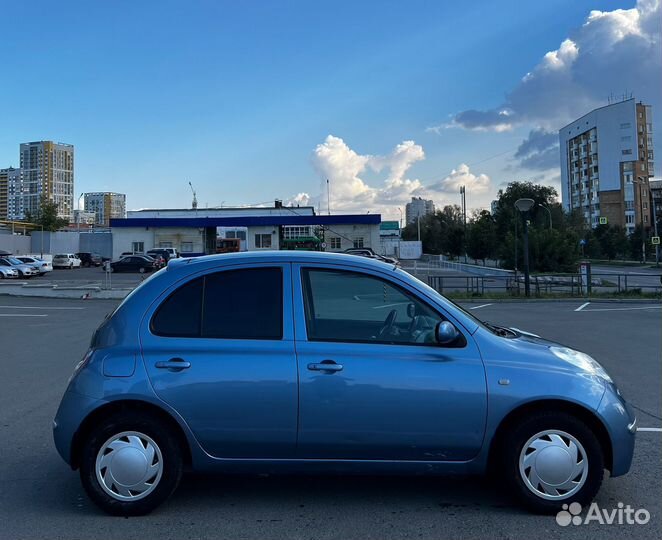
left=110, top=255, right=158, bottom=273
left=76, top=252, right=103, bottom=267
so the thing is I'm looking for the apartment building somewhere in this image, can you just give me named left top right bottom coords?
left=17, top=141, right=75, bottom=221
left=0, top=167, right=25, bottom=220
left=83, top=192, right=126, bottom=226
left=405, top=197, right=435, bottom=225
left=559, top=99, right=654, bottom=234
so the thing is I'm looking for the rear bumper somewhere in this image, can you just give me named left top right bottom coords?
left=53, top=390, right=106, bottom=468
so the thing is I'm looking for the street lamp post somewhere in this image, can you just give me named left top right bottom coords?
left=538, top=203, right=552, bottom=230
left=515, top=198, right=535, bottom=297
left=635, top=177, right=647, bottom=263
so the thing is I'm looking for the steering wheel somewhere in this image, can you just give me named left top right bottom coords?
left=377, top=309, right=398, bottom=338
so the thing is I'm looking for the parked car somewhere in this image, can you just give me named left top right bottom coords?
left=76, top=252, right=103, bottom=267
left=110, top=254, right=159, bottom=273
left=343, top=247, right=399, bottom=265
left=53, top=252, right=635, bottom=516
left=0, top=257, right=39, bottom=278
left=52, top=253, right=82, bottom=269
left=161, top=247, right=180, bottom=259
left=0, top=265, right=19, bottom=279
left=16, top=256, right=53, bottom=275
left=146, top=249, right=172, bottom=263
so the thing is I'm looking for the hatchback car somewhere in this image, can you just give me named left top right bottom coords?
left=53, top=253, right=82, bottom=269
left=53, top=252, right=635, bottom=516
left=0, top=257, right=39, bottom=278
left=0, top=265, right=19, bottom=278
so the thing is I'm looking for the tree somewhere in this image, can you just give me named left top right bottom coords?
left=25, top=195, right=69, bottom=231
left=467, top=210, right=497, bottom=264
left=401, top=205, right=465, bottom=259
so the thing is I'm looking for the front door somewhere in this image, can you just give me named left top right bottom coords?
left=293, top=264, right=487, bottom=461
left=141, top=264, right=298, bottom=458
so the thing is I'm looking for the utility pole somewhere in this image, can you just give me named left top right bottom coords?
left=326, top=179, right=330, bottom=215
left=538, top=203, right=552, bottom=230
left=636, top=177, right=647, bottom=263
left=460, top=185, right=467, bottom=263
left=515, top=198, right=535, bottom=297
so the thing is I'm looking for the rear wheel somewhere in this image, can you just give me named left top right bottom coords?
left=496, top=411, right=604, bottom=514
left=79, top=411, right=183, bottom=516
left=139, top=267, right=146, bottom=274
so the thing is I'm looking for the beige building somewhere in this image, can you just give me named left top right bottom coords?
left=560, top=99, right=654, bottom=233
left=83, top=192, right=126, bottom=226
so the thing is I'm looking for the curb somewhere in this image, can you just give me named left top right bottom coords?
left=456, top=298, right=662, bottom=304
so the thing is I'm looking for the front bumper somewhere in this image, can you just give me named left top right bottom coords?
left=597, top=385, right=637, bottom=477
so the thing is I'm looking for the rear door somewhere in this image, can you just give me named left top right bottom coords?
left=140, top=263, right=298, bottom=458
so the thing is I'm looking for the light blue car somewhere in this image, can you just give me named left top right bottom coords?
left=53, top=252, right=636, bottom=516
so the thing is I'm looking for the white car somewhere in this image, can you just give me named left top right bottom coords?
left=52, top=253, right=82, bottom=269
left=0, top=266, right=19, bottom=279
left=17, top=256, right=53, bottom=275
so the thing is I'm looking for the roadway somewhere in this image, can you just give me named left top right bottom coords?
left=0, top=297, right=659, bottom=539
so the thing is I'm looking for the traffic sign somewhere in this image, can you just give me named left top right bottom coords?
left=652, top=236, right=660, bottom=245
left=599, top=217, right=607, bottom=225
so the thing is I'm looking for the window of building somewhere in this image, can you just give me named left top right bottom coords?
left=255, top=233, right=272, bottom=248
left=301, top=269, right=451, bottom=346
left=622, top=149, right=633, bottom=155
left=620, top=122, right=631, bottom=129
left=353, top=237, right=364, bottom=248
left=181, top=242, right=193, bottom=252
left=328, top=237, right=342, bottom=250
left=283, top=226, right=312, bottom=239
left=625, top=214, right=635, bottom=224
left=132, top=241, right=144, bottom=253
left=644, top=215, right=648, bottom=223
left=621, top=135, right=631, bottom=142
left=647, top=123, right=653, bottom=133
left=625, top=200, right=635, bottom=210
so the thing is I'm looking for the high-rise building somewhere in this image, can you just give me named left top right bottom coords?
left=0, top=167, right=24, bottom=220
left=559, top=99, right=654, bottom=234
left=18, top=141, right=75, bottom=221
left=0, top=168, right=9, bottom=220
left=405, top=197, right=435, bottom=225
left=83, top=192, right=126, bottom=226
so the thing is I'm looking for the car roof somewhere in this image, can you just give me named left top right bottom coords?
left=167, top=251, right=396, bottom=273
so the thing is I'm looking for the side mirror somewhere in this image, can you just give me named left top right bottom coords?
left=435, top=321, right=460, bottom=345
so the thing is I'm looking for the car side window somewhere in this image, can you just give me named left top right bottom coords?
left=302, top=268, right=448, bottom=346
left=151, top=267, right=283, bottom=340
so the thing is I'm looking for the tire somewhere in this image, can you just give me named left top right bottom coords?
left=79, top=411, right=183, bottom=516
left=84, top=261, right=91, bottom=268
left=496, top=411, right=604, bottom=514
left=139, top=267, right=146, bottom=274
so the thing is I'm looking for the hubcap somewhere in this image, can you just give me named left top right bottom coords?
left=95, top=431, right=163, bottom=501
left=519, top=429, right=588, bottom=500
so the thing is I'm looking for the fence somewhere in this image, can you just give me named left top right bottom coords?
left=425, top=272, right=662, bottom=297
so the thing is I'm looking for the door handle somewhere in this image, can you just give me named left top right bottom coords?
left=155, top=358, right=191, bottom=371
left=307, top=360, right=343, bottom=373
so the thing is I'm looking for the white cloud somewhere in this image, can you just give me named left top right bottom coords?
left=427, top=163, right=491, bottom=194
left=310, top=135, right=426, bottom=215
left=432, top=0, right=661, bottom=132
left=296, top=135, right=494, bottom=217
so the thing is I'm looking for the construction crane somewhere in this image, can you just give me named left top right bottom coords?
left=188, top=181, right=198, bottom=210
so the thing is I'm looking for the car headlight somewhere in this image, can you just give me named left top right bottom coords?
left=550, top=346, right=612, bottom=383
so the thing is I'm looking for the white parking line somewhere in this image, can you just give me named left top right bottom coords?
left=582, top=306, right=662, bottom=312
left=575, top=302, right=590, bottom=312
left=470, top=304, right=493, bottom=310
left=0, top=314, right=47, bottom=317
left=0, top=305, right=84, bottom=310
left=637, top=427, right=662, bottom=432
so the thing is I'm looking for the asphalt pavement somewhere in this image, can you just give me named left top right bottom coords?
left=0, top=297, right=660, bottom=539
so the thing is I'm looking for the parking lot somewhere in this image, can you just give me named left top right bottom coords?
left=0, top=297, right=660, bottom=539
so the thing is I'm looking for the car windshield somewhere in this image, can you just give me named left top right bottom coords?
left=7, top=257, right=23, bottom=265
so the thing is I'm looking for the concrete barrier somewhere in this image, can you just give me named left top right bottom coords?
left=0, top=281, right=131, bottom=299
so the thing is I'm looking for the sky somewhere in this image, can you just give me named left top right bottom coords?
left=0, top=0, right=659, bottom=220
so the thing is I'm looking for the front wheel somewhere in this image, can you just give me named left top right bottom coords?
left=79, top=411, right=183, bottom=516
left=139, top=267, right=146, bottom=274
left=496, top=412, right=604, bottom=514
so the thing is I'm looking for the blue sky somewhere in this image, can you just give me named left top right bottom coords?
left=1, top=0, right=657, bottom=219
